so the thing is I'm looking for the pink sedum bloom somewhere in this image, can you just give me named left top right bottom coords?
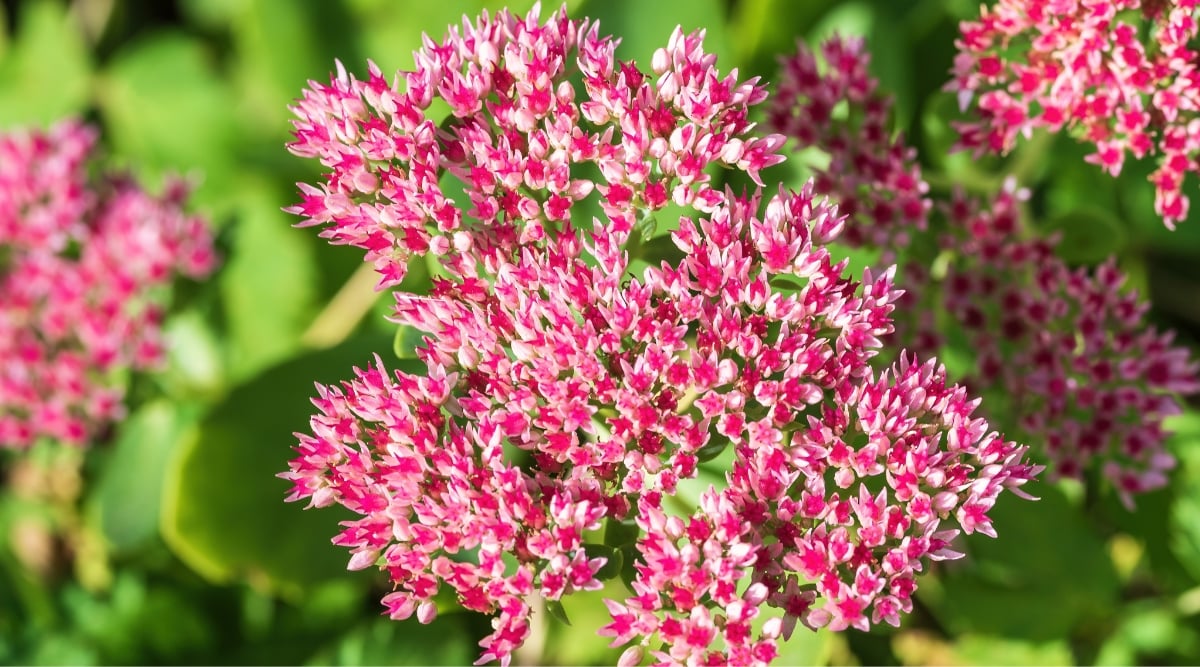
left=0, top=120, right=216, bottom=448
left=947, top=0, right=1200, bottom=227
left=767, top=35, right=931, bottom=254
left=285, top=7, right=1040, bottom=665
left=603, top=353, right=1038, bottom=662
left=938, top=181, right=1199, bottom=507
left=287, top=2, right=784, bottom=288
left=769, top=35, right=1199, bottom=507
left=285, top=181, right=1040, bottom=663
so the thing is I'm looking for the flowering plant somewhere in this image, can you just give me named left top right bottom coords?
left=281, top=6, right=1053, bottom=664
left=1, top=1, right=1199, bottom=666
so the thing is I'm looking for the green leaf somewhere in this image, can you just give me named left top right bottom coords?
left=231, top=0, right=360, bottom=141
left=219, top=183, right=321, bottom=382
left=584, top=543, right=623, bottom=581
left=1042, top=208, right=1127, bottom=264
left=178, top=0, right=247, bottom=29
left=953, top=635, right=1074, bottom=666
left=304, top=615, right=480, bottom=666
left=769, top=274, right=809, bottom=292
left=1169, top=419, right=1200, bottom=586
left=603, top=518, right=640, bottom=548
left=97, top=31, right=242, bottom=215
left=774, top=627, right=836, bottom=666
left=542, top=581, right=627, bottom=665
left=546, top=598, right=571, bottom=626
left=160, top=334, right=394, bottom=599
left=87, top=401, right=195, bottom=553
left=729, top=0, right=834, bottom=74
left=577, top=0, right=733, bottom=69
left=922, top=482, right=1120, bottom=641
left=0, top=7, right=8, bottom=61
left=0, top=0, right=92, bottom=126
left=392, top=325, right=426, bottom=360
left=695, top=438, right=730, bottom=463
left=160, top=310, right=226, bottom=400
left=345, top=0, right=540, bottom=76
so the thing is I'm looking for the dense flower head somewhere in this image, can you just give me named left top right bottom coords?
left=284, top=174, right=1040, bottom=663
left=287, top=2, right=785, bottom=287
left=936, top=182, right=1199, bottom=505
left=767, top=35, right=931, bottom=253
left=0, top=120, right=216, bottom=448
left=769, top=35, right=1200, bottom=505
left=947, top=0, right=1200, bottom=227
left=603, top=353, right=1038, bottom=663
left=285, top=6, right=1044, bottom=665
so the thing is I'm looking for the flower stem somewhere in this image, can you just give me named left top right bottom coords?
left=300, top=263, right=381, bottom=349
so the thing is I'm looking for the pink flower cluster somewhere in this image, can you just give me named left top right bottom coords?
left=769, top=36, right=1199, bottom=506
left=286, top=3, right=784, bottom=288
left=283, top=6, right=1039, bottom=665
left=947, top=0, right=1200, bottom=227
left=938, top=183, right=1198, bottom=505
left=767, top=36, right=931, bottom=254
left=0, top=120, right=216, bottom=448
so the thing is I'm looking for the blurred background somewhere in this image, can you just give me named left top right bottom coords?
left=2, top=0, right=1200, bottom=664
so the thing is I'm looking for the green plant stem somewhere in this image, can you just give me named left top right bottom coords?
left=300, top=263, right=381, bottom=349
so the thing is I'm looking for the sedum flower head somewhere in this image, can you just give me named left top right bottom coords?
left=0, top=120, right=216, bottom=448
left=768, top=35, right=1199, bottom=507
left=937, top=182, right=1199, bottom=506
left=947, top=0, right=1200, bottom=227
left=287, top=2, right=785, bottom=287
left=767, top=35, right=931, bottom=254
left=284, top=6, right=1040, bottom=665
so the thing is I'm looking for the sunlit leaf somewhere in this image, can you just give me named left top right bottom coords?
left=304, top=615, right=479, bottom=666
left=546, top=598, right=571, bottom=626
left=0, top=0, right=91, bottom=127
left=922, top=482, right=1120, bottom=641
left=392, top=325, right=425, bottom=360
left=577, top=0, right=732, bottom=69
left=97, top=31, right=241, bottom=214
left=88, top=401, right=196, bottom=553
left=219, top=183, right=321, bottom=381
left=160, top=335, right=395, bottom=598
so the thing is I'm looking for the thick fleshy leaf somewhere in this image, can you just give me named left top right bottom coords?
left=392, top=325, right=425, bottom=360
left=302, top=615, right=480, bottom=666
left=160, top=334, right=398, bottom=599
left=1168, top=411, right=1200, bottom=586
left=1043, top=209, right=1126, bottom=264
left=0, top=0, right=91, bottom=126
left=543, top=581, right=627, bottom=665
left=219, top=184, right=321, bottom=381
left=97, top=32, right=241, bottom=214
left=87, top=401, right=197, bottom=553
left=230, top=0, right=360, bottom=140
left=775, top=627, right=837, bottom=666
left=922, top=483, right=1120, bottom=641
left=546, top=598, right=571, bottom=626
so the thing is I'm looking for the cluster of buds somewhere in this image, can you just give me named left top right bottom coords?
left=0, top=120, right=216, bottom=448
left=283, top=6, right=1039, bottom=665
left=769, top=35, right=1198, bottom=507
left=946, top=0, right=1200, bottom=227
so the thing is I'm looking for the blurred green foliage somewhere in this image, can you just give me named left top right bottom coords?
left=1, top=0, right=1199, bottom=664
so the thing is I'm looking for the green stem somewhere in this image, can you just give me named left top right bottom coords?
left=300, top=263, right=381, bottom=349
